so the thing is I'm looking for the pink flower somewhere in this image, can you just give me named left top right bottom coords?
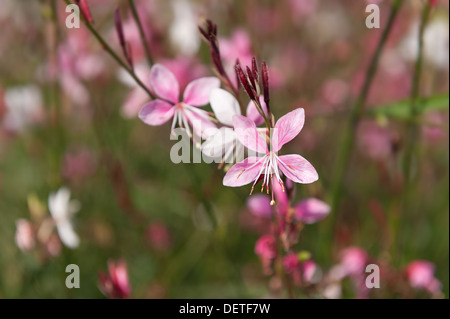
left=201, top=88, right=268, bottom=164
left=146, top=221, right=172, bottom=252
left=219, top=29, right=253, bottom=89
left=283, top=253, right=300, bottom=273
left=254, top=235, right=277, bottom=260
left=406, top=260, right=442, bottom=294
left=160, top=57, right=208, bottom=91
left=139, top=64, right=219, bottom=138
left=302, top=260, right=317, bottom=283
left=247, top=194, right=273, bottom=218
left=357, top=121, right=393, bottom=161
left=339, top=247, right=368, bottom=276
left=98, top=259, right=131, bottom=299
left=247, top=183, right=330, bottom=224
left=294, top=198, right=331, bottom=224
left=61, top=148, right=97, bottom=182
left=15, top=219, right=35, bottom=252
left=223, top=108, right=318, bottom=196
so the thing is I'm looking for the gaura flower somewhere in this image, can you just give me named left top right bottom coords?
left=139, top=64, right=219, bottom=138
left=98, top=259, right=131, bottom=299
left=201, top=88, right=267, bottom=165
left=48, top=187, right=80, bottom=249
left=405, top=260, right=442, bottom=294
left=223, top=108, right=318, bottom=197
left=247, top=182, right=330, bottom=224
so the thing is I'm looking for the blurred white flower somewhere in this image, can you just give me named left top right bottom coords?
left=2, top=85, right=44, bottom=132
left=48, top=187, right=81, bottom=249
left=169, top=0, right=200, bottom=56
left=399, top=18, right=449, bottom=70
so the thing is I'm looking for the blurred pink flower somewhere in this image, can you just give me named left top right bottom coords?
left=302, top=260, right=317, bottom=283
left=339, top=247, right=368, bottom=276
left=219, top=29, right=253, bottom=89
left=357, top=121, right=393, bottom=161
left=283, top=254, right=317, bottom=286
left=255, top=235, right=276, bottom=260
left=288, top=0, right=318, bottom=20
left=98, top=259, right=131, bottom=299
left=247, top=194, right=272, bottom=218
left=283, top=253, right=302, bottom=285
left=56, top=27, right=106, bottom=106
left=15, top=219, right=35, bottom=252
left=139, top=63, right=219, bottom=138
left=223, top=108, right=318, bottom=195
left=255, top=235, right=276, bottom=275
left=246, top=176, right=329, bottom=224
left=61, top=149, right=97, bottom=182
left=406, top=260, right=442, bottom=294
left=422, top=112, right=447, bottom=144
left=45, top=233, right=62, bottom=257
left=294, top=198, right=331, bottom=224
left=220, top=29, right=253, bottom=68
left=161, top=57, right=208, bottom=91
left=146, top=221, right=172, bottom=252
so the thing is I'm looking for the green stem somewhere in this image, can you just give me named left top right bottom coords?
left=397, top=2, right=431, bottom=261
left=64, top=0, right=154, bottom=98
left=403, top=2, right=431, bottom=184
left=329, top=0, right=402, bottom=221
left=128, top=0, right=153, bottom=67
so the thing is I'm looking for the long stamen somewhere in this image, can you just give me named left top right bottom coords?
left=251, top=156, right=269, bottom=195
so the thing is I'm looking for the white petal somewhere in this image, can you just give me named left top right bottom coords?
left=209, top=88, right=241, bottom=126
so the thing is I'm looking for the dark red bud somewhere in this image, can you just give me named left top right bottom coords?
left=261, top=61, right=270, bottom=105
left=236, top=64, right=256, bottom=101
left=251, top=57, right=259, bottom=82
left=76, top=0, right=94, bottom=23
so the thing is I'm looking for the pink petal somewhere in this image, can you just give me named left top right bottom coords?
left=138, top=100, right=175, bottom=125
left=223, top=156, right=265, bottom=187
left=272, top=181, right=289, bottom=216
left=277, top=154, right=318, bottom=184
left=272, top=108, right=305, bottom=152
left=339, top=247, right=368, bottom=276
left=406, top=261, right=436, bottom=289
left=233, top=115, right=268, bottom=154
left=121, top=87, right=149, bottom=118
left=246, top=97, right=268, bottom=126
left=183, top=77, right=220, bottom=106
left=247, top=195, right=272, bottom=218
left=294, top=198, right=330, bottom=224
left=183, top=106, right=218, bottom=138
left=150, top=64, right=180, bottom=103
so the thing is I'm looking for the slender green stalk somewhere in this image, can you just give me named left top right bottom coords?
left=329, top=0, right=403, bottom=219
left=128, top=0, right=153, bottom=67
left=396, top=1, right=431, bottom=261
left=403, top=2, right=431, bottom=184
left=63, top=0, right=154, bottom=98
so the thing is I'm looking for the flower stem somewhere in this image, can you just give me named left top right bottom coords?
left=64, top=0, right=154, bottom=98
left=128, top=0, right=153, bottom=67
left=403, top=2, right=431, bottom=185
left=328, top=0, right=402, bottom=227
left=397, top=1, right=431, bottom=261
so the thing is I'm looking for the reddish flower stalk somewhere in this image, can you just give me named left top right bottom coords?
left=75, top=0, right=94, bottom=24
left=114, top=8, right=133, bottom=70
